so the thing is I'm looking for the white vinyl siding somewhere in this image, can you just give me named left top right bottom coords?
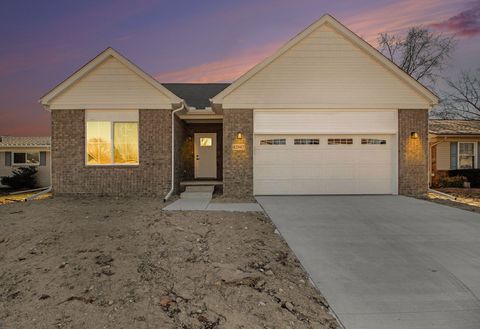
left=436, top=142, right=451, bottom=170
left=49, top=56, right=172, bottom=110
left=254, top=109, right=397, bottom=134
left=435, top=140, right=480, bottom=170
left=254, top=135, right=395, bottom=195
left=222, top=24, right=429, bottom=109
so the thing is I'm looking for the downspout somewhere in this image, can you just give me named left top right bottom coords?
left=164, top=102, right=185, bottom=202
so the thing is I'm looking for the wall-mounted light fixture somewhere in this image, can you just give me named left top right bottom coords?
left=236, top=132, right=244, bottom=139
left=410, top=132, right=419, bottom=139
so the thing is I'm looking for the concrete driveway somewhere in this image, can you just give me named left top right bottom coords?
left=257, top=196, right=480, bottom=329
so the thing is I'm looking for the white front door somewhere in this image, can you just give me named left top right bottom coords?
left=194, top=133, right=217, bottom=178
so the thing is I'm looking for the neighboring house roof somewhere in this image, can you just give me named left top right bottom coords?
left=212, top=14, right=439, bottom=107
left=162, top=83, right=230, bottom=109
left=429, top=120, right=480, bottom=135
left=0, top=136, right=51, bottom=147
left=39, top=47, right=182, bottom=108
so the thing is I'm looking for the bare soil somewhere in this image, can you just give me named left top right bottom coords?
left=0, top=197, right=339, bottom=329
left=428, top=188, right=480, bottom=213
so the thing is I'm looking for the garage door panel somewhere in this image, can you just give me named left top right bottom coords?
left=254, top=134, right=395, bottom=195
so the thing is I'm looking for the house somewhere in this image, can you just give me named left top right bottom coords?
left=429, top=120, right=480, bottom=186
left=39, top=15, right=438, bottom=198
left=0, top=136, right=51, bottom=188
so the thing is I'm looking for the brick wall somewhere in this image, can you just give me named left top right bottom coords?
left=223, top=109, right=253, bottom=198
left=398, top=109, right=429, bottom=196
left=51, top=109, right=172, bottom=196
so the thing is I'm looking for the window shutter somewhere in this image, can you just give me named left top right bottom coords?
left=40, top=151, right=47, bottom=166
left=4, top=152, right=12, bottom=166
left=450, top=142, right=457, bottom=170
left=478, top=142, right=480, bottom=169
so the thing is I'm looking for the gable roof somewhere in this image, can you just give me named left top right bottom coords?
left=212, top=14, right=438, bottom=107
left=40, top=47, right=182, bottom=107
left=429, top=120, right=480, bottom=135
left=162, top=83, right=230, bottom=109
left=0, top=136, right=51, bottom=148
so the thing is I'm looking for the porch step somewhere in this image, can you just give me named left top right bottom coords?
left=185, top=185, right=215, bottom=193
left=181, top=185, right=214, bottom=200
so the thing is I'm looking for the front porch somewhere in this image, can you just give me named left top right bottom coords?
left=175, top=116, right=223, bottom=193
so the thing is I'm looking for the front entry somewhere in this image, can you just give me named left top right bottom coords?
left=194, top=133, right=217, bottom=178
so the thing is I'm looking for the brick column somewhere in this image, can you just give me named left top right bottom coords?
left=223, top=109, right=253, bottom=198
left=398, top=109, right=429, bottom=196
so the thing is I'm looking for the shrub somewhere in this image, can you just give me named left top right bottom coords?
left=1, top=166, right=38, bottom=189
left=448, top=169, right=480, bottom=188
left=439, top=175, right=468, bottom=188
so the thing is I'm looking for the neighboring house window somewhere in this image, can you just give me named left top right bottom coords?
left=294, top=138, right=319, bottom=145
left=328, top=138, right=353, bottom=145
left=13, top=152, right=40, bottom=165
left=260, top=139, right=286, bottom=145
left=458, top=142, right=475, bottom=169
left=361, top=138, right=386, bottom=145
left=86, top=121, right=139, bottom=165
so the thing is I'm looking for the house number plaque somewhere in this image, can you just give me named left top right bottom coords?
left=232, top=144, right=246, bottom=151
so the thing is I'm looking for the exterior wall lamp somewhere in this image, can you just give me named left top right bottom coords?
left=410, top=132, right=419, bottom=139
left=236, top=132, right=244, bottom=139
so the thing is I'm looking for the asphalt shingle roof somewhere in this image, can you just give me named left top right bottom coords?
left=429, top=120, right=480, bottom=135
left=0, top=136, right=51, bottom=147
left=162, top=83, right=230, bottom=109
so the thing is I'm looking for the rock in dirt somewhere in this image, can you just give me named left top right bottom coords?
left=159, top=296, right=173, bottom=308
left=95, top=254, right=113, bottom=266
left=213, top=263, right=259, bottom=285
left=283, top=301, right=295, bottom=312
left=264, top=270, right=274, bottom=276
left=39, top=294, right=51, bottom=300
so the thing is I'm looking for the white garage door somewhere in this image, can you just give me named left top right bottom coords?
left=254, top=134, right=395, bottom=195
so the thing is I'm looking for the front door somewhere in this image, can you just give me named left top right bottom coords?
left=194, top=133, right=217, bottom=178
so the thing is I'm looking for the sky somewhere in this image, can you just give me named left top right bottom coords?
left=1, top=0, right=479, bottom=136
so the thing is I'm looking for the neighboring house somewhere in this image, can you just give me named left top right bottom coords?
left=0, top=136, right=51, bottom=188
left=39, top=15, right=438, bottom=198
left=429, top=120, right=480, bottom=186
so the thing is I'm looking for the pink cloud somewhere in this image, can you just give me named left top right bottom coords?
left=156, top=41, right=282, bottom=82
left=344, top=0, right=465, bottom=44
left=430, top=2, right=480, bottom=36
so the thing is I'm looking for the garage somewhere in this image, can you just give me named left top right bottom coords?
left=253, top=110, right=398, bottom=195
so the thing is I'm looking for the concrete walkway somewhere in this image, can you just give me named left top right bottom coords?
left=163, top=198, right=263, bottom=212
left=257, top=195, right=480, bottom=329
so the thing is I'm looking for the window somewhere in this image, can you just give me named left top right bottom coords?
left=200, top=137, right=212, bottom=147
left=361, top=138, right=386, bottom=145
left=294, top=138, right=319, bottom=145
left=260, top=139, right=286, bottom=145
left=328, top=138, right=353, bottom=145
left=13, top=152, right=40, bottom=165
left=86, top=121, right=138, bottom=165
left=458, top=142, right=475, bottom=169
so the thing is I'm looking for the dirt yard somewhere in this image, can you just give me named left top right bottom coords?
left=0, top=197, right=339, bottom=329
left=428, top=188, right=480, bottom=213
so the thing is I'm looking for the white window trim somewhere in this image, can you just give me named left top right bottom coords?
left=457, top=142, right=476, bottom=169
left=12, top=151, right=40, bottom=166
left=85, top=120, right=139, bottom=166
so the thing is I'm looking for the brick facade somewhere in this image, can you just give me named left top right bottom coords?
left=222, top=109, right=253, bottom=198
left=51, top=109, right=172, bottom=196
left=398, top=109, right=429, bottom=196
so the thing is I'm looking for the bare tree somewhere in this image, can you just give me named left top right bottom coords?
left=378, top=27, right=456, bottom=85
left=439, top=70, right=480, bottom=119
